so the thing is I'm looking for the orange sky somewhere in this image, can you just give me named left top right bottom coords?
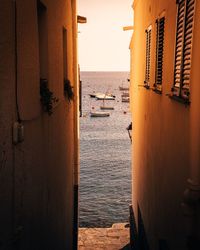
left=78, top=0, right=133, bottom=71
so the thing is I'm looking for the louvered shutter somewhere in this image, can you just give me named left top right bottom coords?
left=173, top=0, right=185, bottom=93
left=155, top=17, right=165, bottom=91
left=144, top=27, right=152, bottom=87
left=172, top=0, right=195, bottom=99
left=181, top=0, right=195, bottom=98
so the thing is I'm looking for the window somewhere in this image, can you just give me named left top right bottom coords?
left=154, top=17, right=165, bottom=93
left=144, top=26, right=152, bottom=88
left=172, top=0, right=195, bottom=102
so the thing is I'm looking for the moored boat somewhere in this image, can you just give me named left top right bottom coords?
left=122, top=97, right=130, bottom=103
left=96, top=94, right=115, bottom=100
left=90, top=111, right=110, bottom=117
left=89, top=92, right=115, bottom=99
left=119, top=86, right=129, bottom=91
left=121, top=92, right=129, bottom=97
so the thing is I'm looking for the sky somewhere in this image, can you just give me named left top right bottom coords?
left=77, top=0, right=133, bottom=71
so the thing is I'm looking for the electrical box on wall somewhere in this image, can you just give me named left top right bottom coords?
left=13, top=122, right=24, bottom=144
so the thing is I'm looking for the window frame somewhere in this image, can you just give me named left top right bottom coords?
left=171, top=0, right=196, bottom=103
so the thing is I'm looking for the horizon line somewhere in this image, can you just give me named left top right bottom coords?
left=80, top=70, right=130, bottom=72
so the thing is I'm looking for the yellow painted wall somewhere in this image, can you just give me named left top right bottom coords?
left=0, top=0, right=78, bottom=249
left=130, top=0, right=200, bottom=249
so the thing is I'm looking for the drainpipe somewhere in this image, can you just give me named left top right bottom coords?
left=72, top=5, right=87, bottom=249
left=71, top=1, right=79, bottom=249
left=182, top=13, right=200, bottom=247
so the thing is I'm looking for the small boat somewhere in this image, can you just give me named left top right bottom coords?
left=96, top=93, right=115, bottom=100
left=100, top=106, right=114, bottom=110
left=89, top=94, right=97, bottom=98
left=90, top=111, right=110, bottom=117
left=119, top=86, right=129, bottom=91
left=122, top=97, right=130, bottom=103
left=89, top=92, right=104, bottom=98
left=89, top=92, right=115, bottom=99
left=100, top=97, right=114, bottom=110
left=121, top=92, right=129, bottom=97
left=96, top=94, right=115, bottom=100
left=119, top=80, right=129, bottom=91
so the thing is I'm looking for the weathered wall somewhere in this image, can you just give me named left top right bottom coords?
left=0, top=2, right=16, bottom=249
left=0, top=0, right=78, bottom=249
left=130, top=0, right=200, bottom=249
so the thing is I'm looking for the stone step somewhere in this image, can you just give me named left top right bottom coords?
left=78, top=223, right=130, bottom=250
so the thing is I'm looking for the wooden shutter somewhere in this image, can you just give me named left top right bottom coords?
left=155, top=17, right=165, bottom=91
left=181, top=0, right=195, bottom=94
left=172, top=0, right=195, bottom=99
left=173, top=0, right=185, bottom=92
left=144, top=27, right=152, bottom=87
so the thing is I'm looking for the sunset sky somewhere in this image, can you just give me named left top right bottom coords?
left=77, top=0, right=133, bottom=71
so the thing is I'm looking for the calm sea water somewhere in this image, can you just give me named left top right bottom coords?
left=79, top=71, right=131, bottom=227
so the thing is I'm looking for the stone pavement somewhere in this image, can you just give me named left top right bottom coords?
left=78, top=223, right=130, bottom=250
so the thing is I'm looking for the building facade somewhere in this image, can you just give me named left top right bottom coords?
left=130, top=0, right=200, bottom=249
left=0, top=0, right=79, bottom=249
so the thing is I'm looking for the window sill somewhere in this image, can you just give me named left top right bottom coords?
left=143, top=84, right=150, bottom=90
left=168, top=94, right=190, bottom=105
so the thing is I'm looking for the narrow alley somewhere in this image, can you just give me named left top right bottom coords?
left=1, top=0, right=200, bottom=249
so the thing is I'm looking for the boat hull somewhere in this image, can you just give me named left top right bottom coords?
left=89, top=93, right=115, bottom=99
left=90, top=112, right=110, bottom=117
left=100, top=106, right=114, bottom=110
left=119, top=86, right=129, bottom=91
left=96, top=96, right=115, bottom=100
left=122, top=97, right=130, bottom=103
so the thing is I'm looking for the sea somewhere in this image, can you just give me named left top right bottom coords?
left=79, top=71, right=131, bottom=228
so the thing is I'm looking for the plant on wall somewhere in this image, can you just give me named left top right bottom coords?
left=40, top=78, right=58, bottom=115
left=64, top=79, right=74, bottom=102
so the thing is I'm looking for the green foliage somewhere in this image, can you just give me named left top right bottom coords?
left=40, top=79, right=58, bottom=115
left=64, top=79, right=74, bottom=102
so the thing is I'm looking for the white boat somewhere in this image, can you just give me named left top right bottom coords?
left=89, top=92, right=103, bottom=98
left=96, top=94, right=115, bottom=100
left=89, top=92, right=115, bottom=99
left=90, top=111, right=110, bottom=117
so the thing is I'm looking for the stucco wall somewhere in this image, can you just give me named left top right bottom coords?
left=0, top=2, right=16, bottom=249
left=130, top=0, right=200, bottom=249
left=0, top=0, right=78, bottom=249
